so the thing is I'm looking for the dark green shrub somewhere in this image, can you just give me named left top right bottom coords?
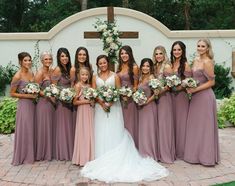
left=0, top=97, right=17, bottom=134
left=0, top=62, right=18, bottom=96
left=213, top=64, right=233, bottom=99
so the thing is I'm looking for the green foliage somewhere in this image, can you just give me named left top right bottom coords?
left=213, top=181, right=235, bottom=186
left=217, top=94, right=235, bottom=128
left=213, top=64, right=234, bottom=99
left=0, top=62, right=18, bottom=96
left=1, top=0, right=235, bottom=32
left=0, top=97, right=17, bottom=134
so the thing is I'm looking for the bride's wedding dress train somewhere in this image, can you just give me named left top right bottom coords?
left=81, top=74, right=169, bottom=183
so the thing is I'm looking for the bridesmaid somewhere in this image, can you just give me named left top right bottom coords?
left=72, top=67, right=94, bottom=166
left=52, top=48, right=74, bottom=161
left=138, top=58, right=159, bottom=161
left=153, top=46, right=175, bottom=163
left=34, top=51, right=55, bottom=161
left=170, top=41, right=191, bottom=159
left=10, top=52, right=37, bottom=165
left=184, top=38, right=219, bottom=166
left=70, top=47, right=93, bottom=86
left=117, top=45, right=139, bottom=147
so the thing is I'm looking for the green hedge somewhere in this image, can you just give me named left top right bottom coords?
left=0, top=62, right=18, bottom=96
left=0, top=97, right=17, bottom=134
left=217, top=93, right=235, bottom=128
left=213, top=64, right=233, bottom=99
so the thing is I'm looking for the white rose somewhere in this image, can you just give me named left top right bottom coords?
left=106, top=37, right=113, bottom=44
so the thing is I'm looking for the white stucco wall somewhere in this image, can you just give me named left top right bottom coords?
left=0, top=7, right=235, bottom=85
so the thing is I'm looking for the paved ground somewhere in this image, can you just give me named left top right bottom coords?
left=0, top=128, right=235, bottom=186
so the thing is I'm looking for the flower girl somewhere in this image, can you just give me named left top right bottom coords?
left=72, top=67, right=95, bottom=166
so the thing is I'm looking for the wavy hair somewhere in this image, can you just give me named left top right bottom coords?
left=56, top=48, right=71, bottom=79
left=74, top=47, right=92, bottom=82
left=170, top=41, right=187, bottom=79
left=117, top=45, right=136, bottom=85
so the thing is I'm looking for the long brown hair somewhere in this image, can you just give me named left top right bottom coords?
left=170, top=41, right=187, bottom=79
left=117, top=45, right=136, bottom=85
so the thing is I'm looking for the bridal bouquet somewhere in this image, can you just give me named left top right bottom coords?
left=59, top=88, right=76, bottom=103
left=98, top=85, right=119, bottom=113
left=43, top=84, right=60, bottom=98
left=119, top=85, right=133, bottom=108
left=132, top=89, right=147, bottom=106
left=98, top=85, right=119, bottom=103
left=181, top=77, right=198, bottom=100
left=165, top=75, right=181, bottom=91
left=22, top=83, right=40, bottom=94
left=83, top=87, right=98, bottom=100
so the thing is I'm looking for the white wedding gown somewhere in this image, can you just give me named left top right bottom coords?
left=80, top=73, right=169, bottom=183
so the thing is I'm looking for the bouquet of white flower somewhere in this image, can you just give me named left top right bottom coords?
left=132, top=89, right=147, bottom=106
left=98, top=85, right=119, bottom=103
left=148, top=78, right=165, bottom=99
left=43, top=84, right=60, bottom=98
left=83, top=87, right=98, bottom=100
left=119, top=86, right=133, bottom=97
left=59, top=88, right=76, bottom=103
left=181, top=77, right=198, bottom=100
left=22, top=83, right=40, bottom=94
left=181, top=77, right=198, bottom=88
left=97, top=85, right=119, bottom=114
left=119, top=85, right=133, bottom=108
left=165, top=75, right=181, bottom=91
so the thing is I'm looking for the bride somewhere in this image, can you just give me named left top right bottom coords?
left=81, top=55, right=169, bottom=183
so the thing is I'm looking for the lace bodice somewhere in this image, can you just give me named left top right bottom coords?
left=96, top=73, right=115, bottom=88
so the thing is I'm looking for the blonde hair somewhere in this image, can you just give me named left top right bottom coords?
left=197, top=38, right=214, bottom=60
left=77, top=67, right=91, bottom=84
left=40, top=51, right=53, bottom=62
left=152, top=45, right=169, bottom=64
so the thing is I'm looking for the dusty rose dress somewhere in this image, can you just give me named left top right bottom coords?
left=184, top=69, right=219, bottom=166
left=72, top=85, right=94, bottom=165
left=52, top=75, right=74, bottom=161
left=11, top=80, right=35, bottom=166
left=35, top=79, right=55, bottom=161
left=118, top=73, right=139, bottom=147
left=138, top=82, right=159, bottom=160
left=172, top=71, right=191, bottom=159
left=156, top=72, right=175, bottom=163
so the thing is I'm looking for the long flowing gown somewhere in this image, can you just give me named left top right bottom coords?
left=35, top=79, right=55, bottom=161
left=117, top=73, right=139, bottom=147
left=184, top=69, right=220, bottom=166
left=11, top=80, right=35, bottom=166
left=72, top=85, right=94, bottom=165
left=81, top=73, right=168, bottom=183
left=52, top=75, right=74, bottom=160
left=138, top=82, right=159, bottom=161
left=156, top=72, right=175, bottom=163
left=172, top=71, right=191, bottom=159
